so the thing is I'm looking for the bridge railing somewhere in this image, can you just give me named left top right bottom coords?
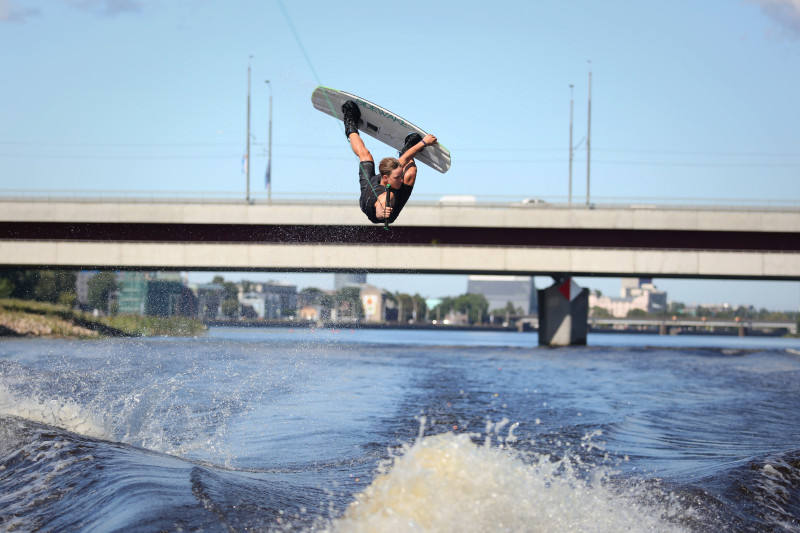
left=588, top=316, right=797, bottom=333
left=1, top=189, right=799, bottom=211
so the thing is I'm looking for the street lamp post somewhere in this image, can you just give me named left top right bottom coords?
left=246, top=57, right=252, bottom=204
left=569, top=84, right=574, bottom=205
left=586, top=61, right=592, bottom=207
left=265, top=80, right=273, bottom=203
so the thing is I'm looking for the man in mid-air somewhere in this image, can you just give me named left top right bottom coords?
left=342, top=100, right=437, bottom=224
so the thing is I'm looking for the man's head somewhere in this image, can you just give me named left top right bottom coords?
left=379, top=157, right=403, bottom=189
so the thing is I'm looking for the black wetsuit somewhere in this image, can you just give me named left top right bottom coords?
left=358, top=161, right=413, bottom=224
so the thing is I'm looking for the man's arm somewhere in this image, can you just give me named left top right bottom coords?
left=397, top=133, right=437, bottom=167
left=402, top=160, right=418, bottom=187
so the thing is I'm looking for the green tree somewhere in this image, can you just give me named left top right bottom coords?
left=0, top=270, right=34, bottom=299
left=626, top=308, right=648, bottom=318
left=393, top=292, right=426, bottom=323
left=221, top=281, right=238, bottom=301
left=410, top=293, right=427, bottom=322
left=695, top=306, right=712, bottom=318
left=213, top=280, right=240, bottom=318
left=668, top=301, right=686, bottom=316
left=88, top=272, right=118, bottom=312
left=297, top=287, right=325, bottom=307
left=335, top=286, right=363, bottom=319
left=0, top=269, right=76, bottom=303
left=432, top=296, right=455, bottom=322
left=454, top=293, right=489, bottom=324
left=33, top=270, right=77, bottom=303
left=590, top=306, right=612, bottom=318
left=241, top=303, right=258, bottom=319
left=221, top=298, right=239, bottom=318
left=0, top=278, right=13, bottom=299
left=299, top=287, right=324, bottom=307
left=490, top=301, right=523, bottom=316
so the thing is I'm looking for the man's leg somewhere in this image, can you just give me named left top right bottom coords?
left=348, top=132, right=373, bottom=162
left=342, top=100, right=373, bottom=162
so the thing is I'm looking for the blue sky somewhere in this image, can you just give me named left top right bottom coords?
left=2, top=0, right=800, bottom=309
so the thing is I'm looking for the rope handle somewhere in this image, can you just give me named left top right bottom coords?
left=384, top=184, right=391, bottom=231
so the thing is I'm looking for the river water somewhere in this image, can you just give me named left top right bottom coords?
left=1, top=328, right=799, bottom=532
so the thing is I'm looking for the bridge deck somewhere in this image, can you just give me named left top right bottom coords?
left=2, top=199, right=800, bottom=279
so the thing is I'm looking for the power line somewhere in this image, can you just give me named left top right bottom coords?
left=0, top=141, right=244, bottom=147
left=1, top=152, right=799, bottom=168
left=1, top=140, right=798, bottom=159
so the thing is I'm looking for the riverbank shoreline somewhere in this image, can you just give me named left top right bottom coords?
left=0, top=299, right=206, bottom=338
left=203, top=319, right=791, bottom=337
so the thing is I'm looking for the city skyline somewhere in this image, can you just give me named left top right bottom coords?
left=186, top=272, right=800, bottom=312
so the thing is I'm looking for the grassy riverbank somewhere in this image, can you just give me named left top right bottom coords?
left=0, top=299, right=207, bottom=338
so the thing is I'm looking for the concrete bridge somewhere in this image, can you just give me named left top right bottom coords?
left=1, top=194, right=799, bottom=280
left=588, top=316, right=798, bottom=335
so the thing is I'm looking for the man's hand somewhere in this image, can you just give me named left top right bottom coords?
left=398, top=133, right=438, bottom=167
left=377, top=205, right=393, bottom=220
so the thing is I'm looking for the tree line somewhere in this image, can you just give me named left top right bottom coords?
left=2, top=269, right=522, bottom=324
left=0, top=269, right=121, bottom=312
left=591, top=302, right=798, bottom=322
left=0, top=270, right=77, bottom=305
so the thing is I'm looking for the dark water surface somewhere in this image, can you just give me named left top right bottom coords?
left=1, top=328, right=799, bottom=532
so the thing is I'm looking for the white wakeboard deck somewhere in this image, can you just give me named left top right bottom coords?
left=312, top=86, right=451, bottom=174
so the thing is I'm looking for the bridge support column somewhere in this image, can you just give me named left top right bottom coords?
left=659, top=324, right=667, bottom=335
left=537, top=277, right=589, bottom=346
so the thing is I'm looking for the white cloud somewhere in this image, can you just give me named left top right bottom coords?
left=749, top=0, right=800, bottom=39
left=0, top=0, right=144, bottom=22
left=0, top=0, right=42, bottom=23
left=62, top=0, right=144, bottom=17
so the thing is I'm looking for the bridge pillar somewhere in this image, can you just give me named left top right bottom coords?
left=739, top=325, right=747, bottom=337
left=659, top=324, right=667, bottom=335
left=537, top=277, right=589, bottom=346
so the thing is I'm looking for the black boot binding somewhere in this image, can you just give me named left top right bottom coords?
left=342, top=100, right=361, bottom=139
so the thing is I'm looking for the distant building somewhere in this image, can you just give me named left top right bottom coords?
left=467, top=275, right=537, bottom=314
left=117, top=272, right=147, bottom=315
left=117, top=272, right=196, bottom=317
left=360, top=285, right=386, bottom=323
left=263, top=282, right=298, bottom=317
left=239, top=291, right=282, bottom=319
left=334, top=273, right=367, bottom=290
left=590, top=278, right=667, bottom=317
left=297, top=288, right=324, bottom=309
left=196, top=283, right=225, bottom=319
left=146, top=279, right=184, bottom=317
left=75, top=270, right=97, bottom=305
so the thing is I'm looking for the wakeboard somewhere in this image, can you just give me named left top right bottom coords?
left=311, top=86, right=451, bottom=174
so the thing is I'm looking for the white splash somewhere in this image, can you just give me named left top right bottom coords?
left=0, top=384, right=110, bottom=439
left=327, top=431, right=690, bottom=533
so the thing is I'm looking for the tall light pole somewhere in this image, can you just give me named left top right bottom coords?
left=265, top=80, right=273, bottom=203
left=586, top=61, right=592, bottom=207
left=568, top=84, right=574, bottom=205
left=245, top=56, right=252, bottom=204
